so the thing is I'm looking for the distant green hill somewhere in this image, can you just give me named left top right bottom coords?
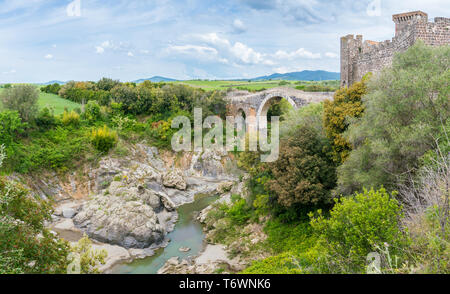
left=41, top=80, right=66, bottom=85
left=250, top=70, right=340, bottom=81
left=133, top=76, right=178, bottom=83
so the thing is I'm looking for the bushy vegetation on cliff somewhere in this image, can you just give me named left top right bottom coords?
left=0, top=80, right=227, bottom=173
left=0, top=147, right=106, bottom=274
left=209, top=41, right=449, bottom=274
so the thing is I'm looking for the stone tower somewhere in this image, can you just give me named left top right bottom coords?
left=340, top=11, right=450, bottom=87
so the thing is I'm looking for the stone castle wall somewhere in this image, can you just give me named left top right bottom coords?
left=341, top=12, right=450, bottom=87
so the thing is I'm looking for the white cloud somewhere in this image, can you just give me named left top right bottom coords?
left=169, top=44, right=218, bottom=56
left=195, top=33, right=274, bottom=65
left=274, top=48, right=321, bottom=60
left=127, top=51, right=134, bottom=57
left=232, top=42, right=276, bottom=65
left=95, top=46, right=105, bottom=54
left=232, top=19, right=246, bottom=33
left=169, top=33, right=326, bottom=68
left=44, top=54, right=53, bottom=59
left=325, top=52, right=338, bottom=58
left=273, top=66, right=298, bottom=74
left=95, top=40, right=132, bottom=55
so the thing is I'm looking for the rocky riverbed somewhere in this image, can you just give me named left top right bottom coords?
left=156, top=175, right=268, bottom=274
left=32, top=143, right=240, bottom=272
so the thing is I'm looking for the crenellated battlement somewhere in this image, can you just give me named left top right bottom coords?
left=341, top=11, right=450, bottom=87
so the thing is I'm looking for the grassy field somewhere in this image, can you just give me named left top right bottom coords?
left=0, top=89, right=80, bottom=115
left=171, top=80, right=288, bottom=91
left=37, top=92, right=81, bottom=115
left=170, top=80, right=339, bottom=92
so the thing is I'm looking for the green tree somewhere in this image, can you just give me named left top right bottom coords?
left=111, top=84, right=139, bottom=114
left=97, top=77, right=120, bottom=91
left=337, top=41, right=450, bottom=194
left=0, top=84, right=39, bottom=122
left=0, top=111, right=26, bottom=146
left=266, top=124, right=336, bottom=210
left=323, top=76, right=368, bottom=164
left=0, top=177, right=71, bottom=273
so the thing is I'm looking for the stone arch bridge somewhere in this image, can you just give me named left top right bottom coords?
left=226, top=87, right=334, bottom=129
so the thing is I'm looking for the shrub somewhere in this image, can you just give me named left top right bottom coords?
left=0, top=84, right=39, bottom=122
left=111, top=115, right=137, bottom=132
left=11, top=126, right=88, bottom=173
left=400, top=154, right=450, bottom=273
left=90, top=125, right=118, bottom=153
left=69, top=235, right=107, bottom=274
left=146, top=118, right=178, bottom=148
left=0, top=111, right=26, bottom=146
left=310, top=188, right=407, bottom=273
left=84, top=100, right=101, bottom=121
left=226, top=197, right=252, bottom=225
left=61, top=110, right=80, bottom=126
left=0, top=144, right=5, bottom=168
left=242, top=252, right=304, bottom=274
left=35, top=107, right=57, bottom=129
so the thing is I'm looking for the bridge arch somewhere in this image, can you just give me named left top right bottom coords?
left=226, top=87, right=335, bottom=131
left=236, top=108, right=247, bottom=120
left=235, top=108, right=247, bottom=131
left=256, top=94, right=297, bottom=130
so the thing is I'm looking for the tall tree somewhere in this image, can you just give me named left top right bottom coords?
left=323, top=75, right=369, bottom=164
left=0, top=84, right=39, bottom=122
left=337, top=41, right=450, bottom=194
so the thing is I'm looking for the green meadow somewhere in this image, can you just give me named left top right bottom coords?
left=170, top=79, right=339, bottom=92
left=0, top=88, right=80, bottom=115
left=171, top=80, right=289, bottom=91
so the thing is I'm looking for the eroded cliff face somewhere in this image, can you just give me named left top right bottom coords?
left=14, top=142, right=240, bottom=271
left=15, top=143, right=237, bottom=204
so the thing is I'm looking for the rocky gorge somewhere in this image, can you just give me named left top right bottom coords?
left=13, top=142, right=248, bottom=273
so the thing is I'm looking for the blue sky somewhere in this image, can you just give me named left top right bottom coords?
left=0, top=0, right=448, bottom=83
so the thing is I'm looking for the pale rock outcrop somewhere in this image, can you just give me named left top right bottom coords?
left=62, top=208, right=77, bottom=219
left=217, top=181, right=234, bottom=194
left=162, top=170, right=187, bottom=190
left=190, top=150, right=226, bottom=178
left=157, top=245, right=245, bottom=274
left=73, top=182, right=176, bottom=249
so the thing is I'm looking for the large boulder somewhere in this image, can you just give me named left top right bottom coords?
left=162, top=170, right=187, bottom=191
left=191, top=150, right=225, bottom=178
left=73, top=183, right=173, bottom=248
left=62, top=208, right=77, bottom=219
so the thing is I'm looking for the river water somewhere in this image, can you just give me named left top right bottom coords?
left=111, top=194, right=218, bottom=274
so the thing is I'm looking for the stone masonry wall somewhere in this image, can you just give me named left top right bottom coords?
left=341, top=12, right=450, bottom=87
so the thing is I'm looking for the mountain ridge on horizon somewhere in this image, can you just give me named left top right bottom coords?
left=132, top=70, right=340, bottom=83
left=38, top=70, right=340, bottom=85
